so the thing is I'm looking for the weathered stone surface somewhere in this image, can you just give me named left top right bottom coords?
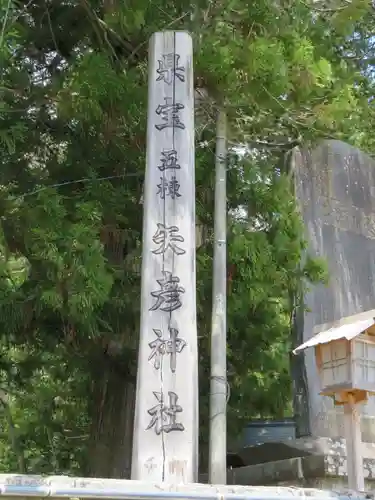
left=292, top=141, right=375, bottom=440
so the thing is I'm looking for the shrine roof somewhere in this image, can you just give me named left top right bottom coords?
left=293, top=317, right=375, bottom=354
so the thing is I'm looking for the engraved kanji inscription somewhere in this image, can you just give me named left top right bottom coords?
left=152, top=223, right=186, bottom=256
left=157, top=176, right=181, bottom=200
left=148, top=327, right=187, bottom=372
left=156, top=54, right=185, bottom=85
left=146, top=391, right=184, bottom=434
left=158, top=150, right=180, bottom=172
left=155, top=98, right=185, bottom=131
left=150, top=271, right=185, bottom=312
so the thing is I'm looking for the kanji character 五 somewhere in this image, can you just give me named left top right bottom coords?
left=158, top=150, right=180, bottom=172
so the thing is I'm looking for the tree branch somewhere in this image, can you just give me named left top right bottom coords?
left=300, top=0, right=349, bottom=13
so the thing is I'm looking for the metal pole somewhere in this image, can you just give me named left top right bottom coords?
left=209, top=108, right=227, bottom=485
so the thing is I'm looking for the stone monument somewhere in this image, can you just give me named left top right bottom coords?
left=131, top=31, right=198, bottom=483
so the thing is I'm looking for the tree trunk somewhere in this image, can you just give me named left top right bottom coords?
left=290, top=293, right=311, bottom=438
left=87, top=356, right=136, bottom=478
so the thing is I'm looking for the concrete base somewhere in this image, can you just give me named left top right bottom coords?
left=200, top=437, right=375, bottom=490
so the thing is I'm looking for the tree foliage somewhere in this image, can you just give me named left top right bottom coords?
left=0, top=0, right=373, bottom=476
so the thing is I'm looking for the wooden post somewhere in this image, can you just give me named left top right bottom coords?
left=344, top=394, right=364, bottom=491
left=131, top=32, right=198, bottom=483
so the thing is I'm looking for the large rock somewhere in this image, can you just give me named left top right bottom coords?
left=292, top=140, right=375, bottom=440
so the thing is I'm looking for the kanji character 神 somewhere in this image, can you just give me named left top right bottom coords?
left=148, top=327, right=187, bottom=372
